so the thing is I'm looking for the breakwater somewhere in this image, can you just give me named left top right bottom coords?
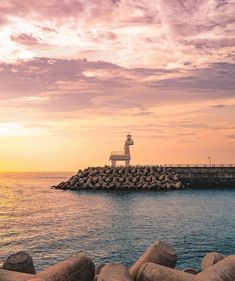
left=53, top=165, right=235, bottom=191
left=169, top=166, right=235, bottom=188
left=53, top=166, right=184, bottom=191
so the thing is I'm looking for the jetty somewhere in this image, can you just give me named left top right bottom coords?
left=162, top=164, right=235, bottom=188
left=53, top=135, right=235, bottom=191
left=53, top=164, right=235, bottom=191
left=53, top=165, right=184, bottom=191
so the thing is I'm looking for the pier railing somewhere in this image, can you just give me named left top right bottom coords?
left=113, top=164, right=235, bottom=168
left=160, top=164, right=235, bottom=168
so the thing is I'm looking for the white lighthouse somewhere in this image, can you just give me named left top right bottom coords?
left=109, top=134, right=134, bottom=167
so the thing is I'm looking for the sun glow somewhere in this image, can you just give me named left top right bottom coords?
left=0, top=123, right=22, bottom=136
left=0, top=123, right=46, bottom=137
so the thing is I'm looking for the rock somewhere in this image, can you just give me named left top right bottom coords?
left=3, top=251, right=36, bottom=274
left=38, top=254, right=95, bottom=281
left=201, top=252, right=225, bottom=271
left=0, top=255, right=95, bottom=281
left=0, top=269, right=36, bottom=281
left=183, top=268, right=198, bottom=275
left=174, top=182, right=183, bottom=189
left=53, top=165, right=184, bottom=191
left=69, top=176, right=78, bottom=186
left=95, top=264, right=106, bottom=275
left=197, top=255, right=235, bottom=281
left=98, top=263, right=133, bottom=281
left=129, top=241, right=177, bottom=280
left=136, top=263, right=195, bottom=281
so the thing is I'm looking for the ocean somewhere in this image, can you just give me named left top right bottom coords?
left=0, top=172, right=234, bottom=272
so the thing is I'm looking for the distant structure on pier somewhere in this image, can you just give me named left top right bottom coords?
left=109, top=134, right=134, bottom=167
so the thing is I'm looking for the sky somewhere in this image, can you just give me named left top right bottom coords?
left=0, top=0, right=235, bottom=171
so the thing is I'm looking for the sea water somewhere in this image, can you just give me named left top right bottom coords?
left=0, top=172, right=234, bottom=271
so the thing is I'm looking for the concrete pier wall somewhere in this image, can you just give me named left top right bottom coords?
left=171, top=166, right=235, bottom=188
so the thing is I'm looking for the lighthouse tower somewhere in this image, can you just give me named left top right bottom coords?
left=109, top=134, right=134, bottom=167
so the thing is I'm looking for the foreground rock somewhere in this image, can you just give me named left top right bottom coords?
left=136, top=263, right=194, bottom=281
left=0, top=254, right=95, bottom=281
left=2, top=244, right=233, bottom=281
left=136, top=256, right=235, bottom=281
left=200, top=252, right=225, bottom=270
left=129, top=241, right=177, bottom=279
left=197, top=255, right=235, bottom=281
left=98, top=263, right=134, bottom=281
left=3, top=251, right=36, bottom=274
left=53, top=165, right=184, bottom=191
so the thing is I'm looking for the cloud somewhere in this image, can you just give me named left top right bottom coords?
left=159, top=0, right=235, bottom=36
left=210, top=104, right=227, bottom=108
left=0, top=0, right=234, bottom=67
left=0, top=1, right=84, bottom=24
left=150, top=63, right=235, bottom=100
left=0, top=58, right=235, bottom=115
left=182, top=38, right=235, bottom=49
left=110, top=0, right=121, bottom=5
left=11, top=33, right=43, bottom=46
left=131, top=111, right=155, bottom=117
left=226, top=134, right=235, bottom=139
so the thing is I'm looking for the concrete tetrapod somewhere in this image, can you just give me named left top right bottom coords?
left=3, top=251, right=36, bottom=274
left=0, top=269, right=35, bottom=281
left=136, top=255, right=235, bottom=281
left=200, top=252, right=225, bottom=271
left=97, top=263, right=134, bottom=281
left=197, top=255, right=235, bottom=281
left=0, top=254, right=95, bottom=281
left=53, top=166, right=184, bottom=191
left=129, top=241, right=177, bottom=280
left=136, top=262, right=196, bottom=281
left=183, top=268, right=198, bottom=275
left=37, top=254, right=95, bottom=281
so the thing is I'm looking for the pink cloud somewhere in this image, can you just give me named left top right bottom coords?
left=0, top=0, right=234, bottom=68
left=0, top=58, right=235, bottom=116
left=0, top=0, right=84, bottom=23
left=11, top=33, right=42, bottom=46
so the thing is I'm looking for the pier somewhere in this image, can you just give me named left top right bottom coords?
left=53, top=164, right=235, bottom=191
left=160, top=164, right=235, bottom=188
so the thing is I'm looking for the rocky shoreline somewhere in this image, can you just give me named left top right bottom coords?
left=53, top=165, right=184, bottom=191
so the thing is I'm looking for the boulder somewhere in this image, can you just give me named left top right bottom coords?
left=129, top=241, right=176, bottom=279
left=201, top=252, right=225, bottom=271
left=98, top=263, right=133, bottom=281
left=197, top=255, right=235, bottom=281
left=3, top=251, right=36, bottom=274
left=136, top=262, right=195, bottom=281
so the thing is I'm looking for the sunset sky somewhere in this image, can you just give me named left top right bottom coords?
left=0, top=0, right=235, bottom=171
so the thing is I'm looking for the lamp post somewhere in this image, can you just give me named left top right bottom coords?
left=208, top=156, right=211, bottom=166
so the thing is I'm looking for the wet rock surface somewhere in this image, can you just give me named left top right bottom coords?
left=53, top=166, right=184, bottom=191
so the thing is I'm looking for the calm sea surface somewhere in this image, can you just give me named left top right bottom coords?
left=0, top=172, right=234, bottom=272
